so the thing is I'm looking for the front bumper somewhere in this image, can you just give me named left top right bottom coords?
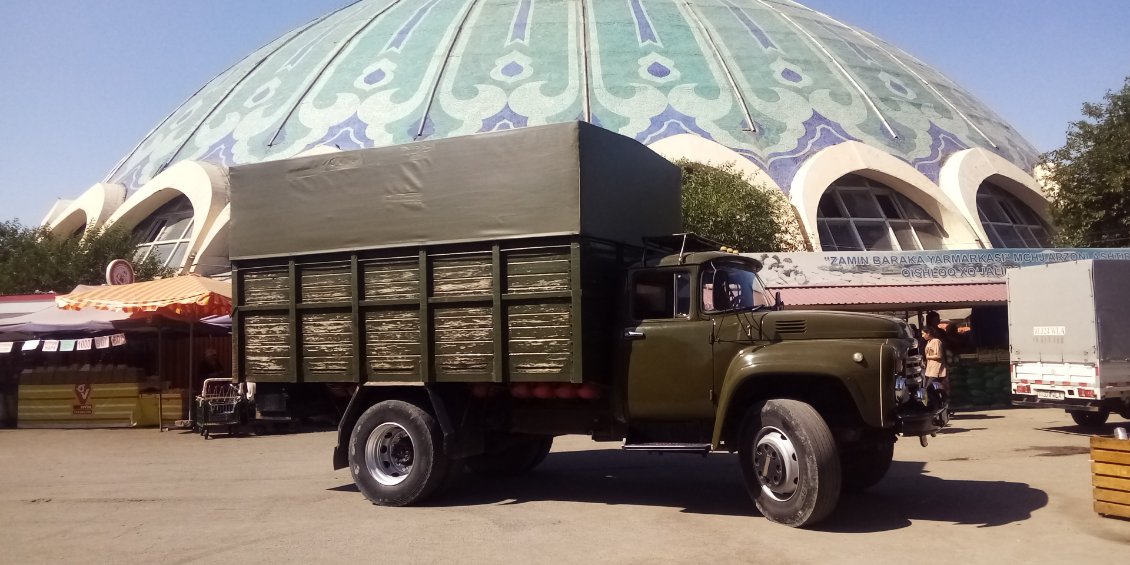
left=896, top=408, right=946, bottom=436
left=1011, top=394, right=1102, bottom=411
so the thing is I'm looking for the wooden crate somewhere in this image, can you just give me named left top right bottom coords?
left=1091, top=436, right=1130, bottom=519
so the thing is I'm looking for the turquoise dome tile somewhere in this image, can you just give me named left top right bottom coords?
left=105, top=0, right=1039, bottom=193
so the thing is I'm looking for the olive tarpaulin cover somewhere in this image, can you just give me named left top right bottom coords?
left=228, top=122, right=682, bottom=260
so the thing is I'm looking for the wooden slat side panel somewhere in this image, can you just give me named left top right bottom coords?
left=1094, top=500, right=1130, bottom=519
left=364, top=310, right=422, bottom=379
left=508, top=302, right=572, bottom=378
left=300, top=312, right=354, bottom=380
left=1093, top=449, right=1130, bottom=465
left=242, top=270, right=290, bottom=306
left=434, top=306, right=493, bottom=377
left=506, top=250, right=571, bottom=294
left=1094, top=487, right=1130, bottom=505
left=1093, top=474, right=1130, bottom=492
left=433, top=255, right=492, bottom=297
left=1091, top=437, right=1130, bottom=453
left=363, top=260, right=420, bottom=300
left=243, top=313, right=291, bottom=381
left=1093, top=462, right=1130, bottom=479
left=300, top=266, right=352, bottom=303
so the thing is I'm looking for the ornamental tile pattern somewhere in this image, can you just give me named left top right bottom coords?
left=106, top=0, right=1039, bottom=195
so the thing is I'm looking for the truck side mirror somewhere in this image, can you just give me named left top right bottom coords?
left=774, top=291, right=784, bottom=311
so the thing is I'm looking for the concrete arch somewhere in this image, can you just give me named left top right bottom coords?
left=791, top=140, right=982, bottom=251
left=190, top=204, right=230, bottom=276
left=105, top=160, right=230, bottom=273
left=646, top=134, right=782, bottom=192
left=44, top=183, right=127, bottom=237
left=938, top=148, right=1049, bottom=245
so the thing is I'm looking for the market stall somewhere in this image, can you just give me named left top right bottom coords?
left=56, top=274, right=232, bottom=429
left=0, top=276, right=232, bottom=428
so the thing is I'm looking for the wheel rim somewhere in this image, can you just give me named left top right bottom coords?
left=365, top=422, right=415, bottom=486
left=753, top=426, right=800, bottom=501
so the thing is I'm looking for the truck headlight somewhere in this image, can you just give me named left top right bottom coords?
left=894, top=376, right=910, bottom=404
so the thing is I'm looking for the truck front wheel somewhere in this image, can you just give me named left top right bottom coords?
left=739, top=399, right=841, bottom=528
left=1070, top=409, right=1109, bottom=427
left=348, top=400, right=450, bottom=506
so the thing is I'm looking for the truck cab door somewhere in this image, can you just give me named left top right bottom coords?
left=621, top=269, right=716, bottom=420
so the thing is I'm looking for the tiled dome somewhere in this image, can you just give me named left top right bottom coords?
left=106, top=0, right=1038, bottom=193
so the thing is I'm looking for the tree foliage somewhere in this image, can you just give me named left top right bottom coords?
left=0, top=220, right=170, bottom=295
left=677, top=159, right=806, bottom=252
left=1042, top=77, right=1130, bottom=247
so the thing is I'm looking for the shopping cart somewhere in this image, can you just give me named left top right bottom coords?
left=194, top=378, right=246, bottom=439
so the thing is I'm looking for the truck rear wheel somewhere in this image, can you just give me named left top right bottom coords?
left=739, top=399, right=841, bottom=528
left=348, top=400, right=450, bottom=507
left=840, top=439, right=894, bottom=492
left=465, top=435, right=553, bottom=475
left=1070, top=409, right=1109, bottom=427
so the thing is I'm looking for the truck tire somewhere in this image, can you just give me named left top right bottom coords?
left=348, top=400, right=450, bottom=507
left=739, top=399, right=841, bottom=528
left=465, top=435, right=553, bottom=475
left=1070, top=409, right=1109, bottom=427
left=840, top=439, right=894, bottom=493
left=527, top=436, right=554, bottom=470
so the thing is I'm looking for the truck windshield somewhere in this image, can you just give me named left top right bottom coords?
left=701, top=261, right=771, bottom=313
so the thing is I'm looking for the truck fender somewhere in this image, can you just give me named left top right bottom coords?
left=711, top=341, right=890, bottom=449
left=332, top=383, right=455, bottom=470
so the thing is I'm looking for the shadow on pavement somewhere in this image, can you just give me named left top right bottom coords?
left=1037, top=420, right=1130, bottom=437
left=821, top=462, right=1048, bottom=532
left=949, top=413, right=1005, bottom=421
left=177, top=421, right=337, bottom=440
left=329, top=450, right=1048, bottom=530
left=936, top=426, right=987, bottom=435
left=1013, top=445, right=1090, bottom=457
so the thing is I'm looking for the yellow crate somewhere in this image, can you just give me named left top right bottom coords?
left=1091, top=436, right=1130, bottom=519
left=17, top=384, right=186, bottom=428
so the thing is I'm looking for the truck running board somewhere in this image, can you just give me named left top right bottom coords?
left=621, top=443, right=711, bottom=454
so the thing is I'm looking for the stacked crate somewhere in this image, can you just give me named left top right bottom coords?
left=1091, top=436, right=1130, bottom=519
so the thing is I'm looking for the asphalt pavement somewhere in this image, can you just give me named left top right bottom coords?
left=1, top=407, right=1128, bottom=564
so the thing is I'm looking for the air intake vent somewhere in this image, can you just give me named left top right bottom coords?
left=776, top=320, right=807, bottom=334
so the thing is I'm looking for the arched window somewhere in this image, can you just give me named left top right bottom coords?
left=816, top=174, right=946, bottom=251
left=976, top=182, right=1051, bottom=248
left=132, top=195, right=194, bottom=268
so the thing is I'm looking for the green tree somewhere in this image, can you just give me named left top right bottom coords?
left=677, top=159, right=806, bottom=252
left=0, top=220, right=170, bottom=295
left=1042, top=77, right=1130, bottom=247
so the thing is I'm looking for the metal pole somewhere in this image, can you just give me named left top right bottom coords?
left=187, top=321, right=195, bottom=424
left=157, top=327, right=164, bottom=431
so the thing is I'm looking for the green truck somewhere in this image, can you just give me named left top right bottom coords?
left=229, top=123, right=947, bottom=527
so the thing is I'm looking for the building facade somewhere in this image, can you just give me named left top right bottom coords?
left=42, top=0, right=1050, bottom=271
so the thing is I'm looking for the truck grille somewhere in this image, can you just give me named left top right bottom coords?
left=904, top=346, right=924, bottom=376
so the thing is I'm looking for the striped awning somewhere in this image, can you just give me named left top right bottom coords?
left=56, top=275, right=231, bottom=320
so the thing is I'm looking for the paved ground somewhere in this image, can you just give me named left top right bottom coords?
left=1, top=408, right=1128, bottom=565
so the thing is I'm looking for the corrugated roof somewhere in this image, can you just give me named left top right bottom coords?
left=0, top=294, right=56, bottom=303
left=775, top=283, right=1006, bottom=309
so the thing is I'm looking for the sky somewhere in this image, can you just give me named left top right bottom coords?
left=0, top=0, right=1127, bottom=225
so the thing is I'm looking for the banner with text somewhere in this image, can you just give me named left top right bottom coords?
left=751, top=248, right=1130, bottom=288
